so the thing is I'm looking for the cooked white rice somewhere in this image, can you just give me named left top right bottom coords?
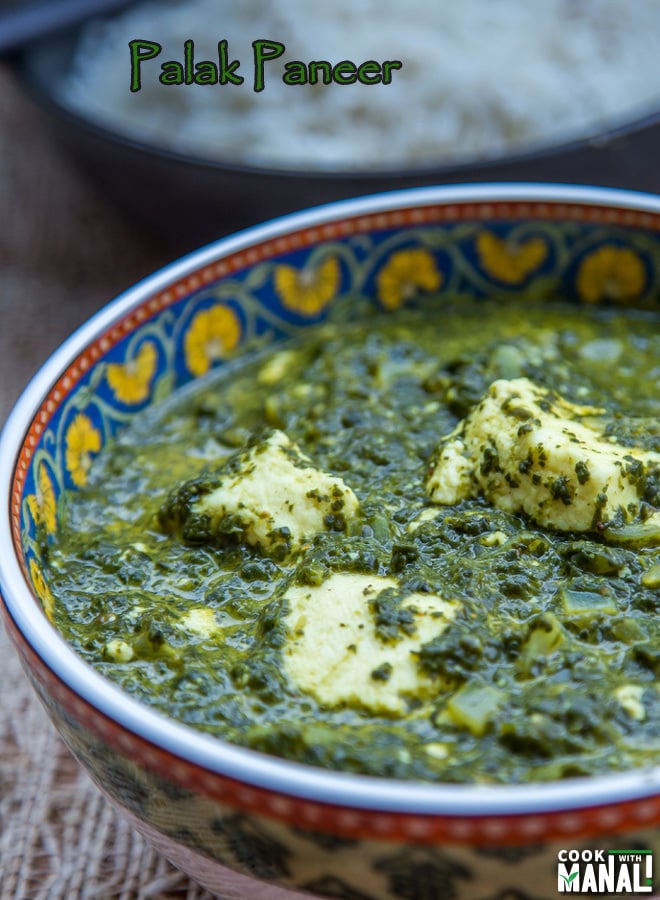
left=58, top=0, right=660, bottom=170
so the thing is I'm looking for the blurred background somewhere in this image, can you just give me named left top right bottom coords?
left=2, top=1, right=660, bottom=896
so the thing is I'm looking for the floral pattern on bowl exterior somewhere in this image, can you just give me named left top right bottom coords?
left=14, top=636, right=660, bottom=900
left=5, top=192, right=660, bottom=900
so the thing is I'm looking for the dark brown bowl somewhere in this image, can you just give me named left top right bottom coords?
left=11, top=27, right=660, bottom=251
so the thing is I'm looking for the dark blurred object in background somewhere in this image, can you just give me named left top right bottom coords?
left=10, top=24, right=660, bottom=253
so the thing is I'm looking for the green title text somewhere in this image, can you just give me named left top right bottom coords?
left=129, top=39, right=403, bottom=92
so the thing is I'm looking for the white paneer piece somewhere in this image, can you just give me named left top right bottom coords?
left=178, top=607, right=220, bottom=637
left=406, top=508, right=441, bottom=532
left=257, top=349, right=299, bottom=386
left=427, top=377, right=660, bottom=533
left=197, top=430, right=359, bottom=557
left=283, top=573, right=457, bottom=715
left=614, top=684, right=646, bottom=721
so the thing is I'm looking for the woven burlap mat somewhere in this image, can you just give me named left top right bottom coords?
left=0, top=63, right=216, bottom=899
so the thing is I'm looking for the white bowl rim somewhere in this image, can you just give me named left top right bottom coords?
left=3, top=181, right=660, bottom=819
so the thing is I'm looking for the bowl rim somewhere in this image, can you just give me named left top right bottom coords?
left=3, top=181, right=660, bottom=817
left=14, top=37, right=660, bottom=181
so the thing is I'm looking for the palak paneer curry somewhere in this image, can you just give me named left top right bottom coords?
left=46, top=298, right=660, bottom=783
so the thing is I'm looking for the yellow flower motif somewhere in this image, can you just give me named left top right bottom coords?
left=576, top=245, right=646, bottom=304
left=274, top=256, right=341, bottom=316
left=184, top=305, right=241, bottom=377
left=106, top=341, right=158, bottom=404
left=26, top=462, right=57, bottom=535
left=476, top=231, right=547, bottom=284
left=29, top=557, right=55, bottom=622
left=376, top=248, right=442, bottom=311
left=65, top=413, right=102, bottom=487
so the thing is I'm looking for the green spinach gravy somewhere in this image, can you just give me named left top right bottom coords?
left=48, top=299, right=660, bottom=784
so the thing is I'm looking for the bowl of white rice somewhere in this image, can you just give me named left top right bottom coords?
left=12, top=0, right=660, bottom=247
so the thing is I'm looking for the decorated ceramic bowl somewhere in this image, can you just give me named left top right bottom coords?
left=2, top=183, right=660, bottom=900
